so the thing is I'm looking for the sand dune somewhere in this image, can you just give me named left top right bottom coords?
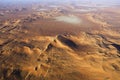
left=0, top=1, right=120, bottom=80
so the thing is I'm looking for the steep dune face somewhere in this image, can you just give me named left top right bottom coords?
left=57, top=35, right=78, bottom=49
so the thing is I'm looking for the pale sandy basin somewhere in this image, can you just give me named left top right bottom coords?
left=54, top=15, right=82, bottom=24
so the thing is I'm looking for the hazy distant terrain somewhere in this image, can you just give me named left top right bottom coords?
left=0, top=0, right=120, bottom=80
